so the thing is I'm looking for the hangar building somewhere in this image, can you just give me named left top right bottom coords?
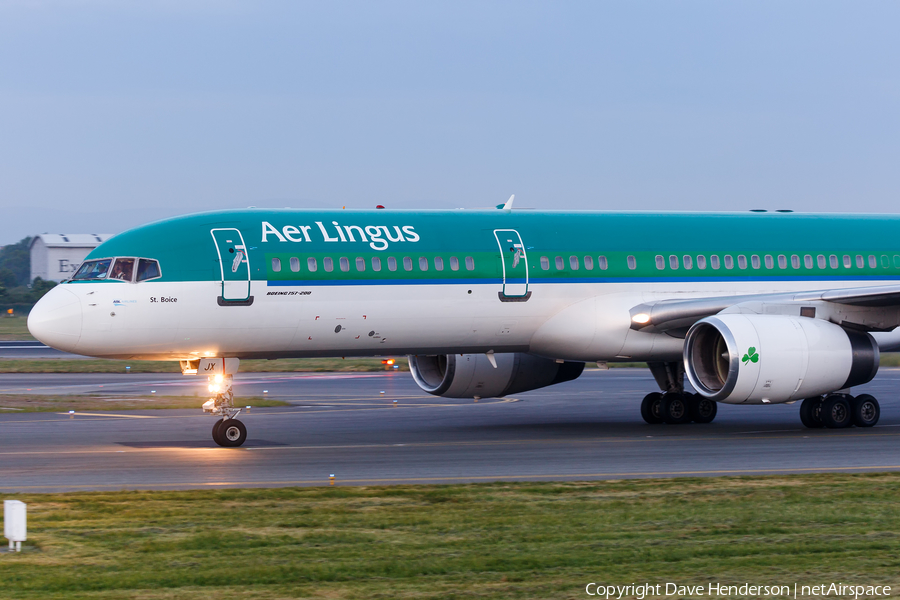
left=30, top=233, right=114, bottom=282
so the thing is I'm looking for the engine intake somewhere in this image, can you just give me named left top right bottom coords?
left=684, top=314, right=878, bottom=404
left=408, top=353, right=584, bottom=398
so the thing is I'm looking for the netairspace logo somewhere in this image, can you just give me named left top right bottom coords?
left=261, top=221, right=419, bottom=251
left=584, top=582, right=892, bottom=599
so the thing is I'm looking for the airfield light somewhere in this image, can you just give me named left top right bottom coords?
left=631, top=313, right=651, bottom=325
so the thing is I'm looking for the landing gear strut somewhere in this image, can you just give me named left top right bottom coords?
left=800, top=393, right=880, bottom=429
left=641, top=361, right=717, bottom=425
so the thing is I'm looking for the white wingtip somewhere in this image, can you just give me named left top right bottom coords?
left=503, top=194, right=515, bottom=210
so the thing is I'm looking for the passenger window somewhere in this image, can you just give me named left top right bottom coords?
left=869, top=255, right=877, bottom=268
left=777, top=255, right=786, bottom=269
left=434, top=257, right=444, bottom=271
left=856, top=255, right=864, bottom=268
left=791, top=255, right=800, bottom=269
left=583, top=256, right=594, bottom=270
left=110, top=258, right=135, bottom=281
left=136, top=259, right=161, bottom=282
left=540, top=256, right=550, bottom=270
left=710, top=255, right=720, bottom=270
left=598, top=256, right=608, bottom=270
left=696, top=255, right=707, bottom=270
left=627, top=255, right=636, bottom=270
left=569, top=256, right=579, bottom=270
left=656, top=255, right=665, bottom=270
left=844, top=255, right=852, bottom=268
left=465, top=256, right=475, bottom=270
left=290, top=257, right=300, bottom=272
left=683, top=255, right=693, bottom=270
left=356, top=257, right=365, bottom=272
left=307, top=257, right=318, bottom=272
left=555, top=256, right=564, bottom=270
left=738, top=255, right=747, bottom=269
left=829, top=255, right=838, bottom=269
left=372, top=257, right=382, bottom=272
left=751, top=255, right=760, bottom=269
left=418, top=257, right=428, bottom=271
left=388, top=257, right=397, bottom=272
left=764, top=255, right=773, bottom=269
left=894, top=255, right=900, bottom=269
left=271, top=258, right=281, bottom=272
left=450, top=257, right=460, bottom=271
left=882, top=255, right=890, bottom=268
left=323, top=257, right=334, bottom=272
left=817, top=255, right=826, bottom=269
left=724, top=255, right=734, bottom=269
left=804, top=255, right=813, bottom=269
left=403, top=257, right=413, bottom=271
left=669, top=255, right=679, bottom=270
left=340, top=257, right=350, bottom=272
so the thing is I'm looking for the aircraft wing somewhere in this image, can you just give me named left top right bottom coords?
left=628, top=283, right=900, bottom=338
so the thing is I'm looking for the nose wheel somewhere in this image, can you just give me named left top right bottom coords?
left=212, top=418, right=248, bottom=447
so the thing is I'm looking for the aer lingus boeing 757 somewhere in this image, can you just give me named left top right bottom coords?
left=27, top=203, right=900, bottom=446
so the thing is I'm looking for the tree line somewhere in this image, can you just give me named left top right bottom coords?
left=0, top=237, right=57, bottom=306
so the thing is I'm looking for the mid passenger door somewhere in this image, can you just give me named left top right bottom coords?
left=211, top=228, right=252, bottom=303
left=493, top=229, right=530, bottom=300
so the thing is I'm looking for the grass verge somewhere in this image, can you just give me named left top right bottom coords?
left=0, top=475, right=898, bottom=599
left=0, top=357, right=411, bottom=373
left=0, top=394, right=290, bottom=412
left=0, top=315, right=33, bottom=340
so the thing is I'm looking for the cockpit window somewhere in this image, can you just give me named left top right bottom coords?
left=72, top=259, right=112, bottom=280
left=136, top=259, right=161, bottom=282
left=110, top=258, right=135, bottom=281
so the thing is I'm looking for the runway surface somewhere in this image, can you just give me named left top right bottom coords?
left=0, top=340, right=82, bottom=358
left=1, top=368, right=899, bottom=492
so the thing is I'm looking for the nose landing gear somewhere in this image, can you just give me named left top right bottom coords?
left=201, top=373, right=248, bottom=447
left=182, top=358, right=249, bottom=447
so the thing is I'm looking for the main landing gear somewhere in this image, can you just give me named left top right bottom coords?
left=641, top=361, right=718, bottom=425
left=799, top=393, right=880, bottom=429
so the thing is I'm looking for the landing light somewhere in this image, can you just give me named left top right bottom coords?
left=632, top=313, right=651, bottom=325
left=214, top=374, right=224, bottom=384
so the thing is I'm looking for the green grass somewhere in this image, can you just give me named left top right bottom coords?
left=0, top=394, right=290, bottom=412
left=0, top=314, right=33, bottom=340
left=1, top=474, right=899, bottom=599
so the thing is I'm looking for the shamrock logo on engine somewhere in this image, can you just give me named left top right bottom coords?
left=742, top=347, right=759, bottom=365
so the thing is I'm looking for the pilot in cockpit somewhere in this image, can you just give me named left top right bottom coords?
left=110, top=258, right=135, bottom=281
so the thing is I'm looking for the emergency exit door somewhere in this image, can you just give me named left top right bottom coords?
left=211, top=228, right=252, bottom=303
left=493, top=229, right=529, bottom=299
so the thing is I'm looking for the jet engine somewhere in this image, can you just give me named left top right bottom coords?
left=684, top=314, right=878, bottom=404
left=408, top=353, right=584, bottom=398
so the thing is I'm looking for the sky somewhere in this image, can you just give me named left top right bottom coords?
left=1, top=1, right=899, bottom=244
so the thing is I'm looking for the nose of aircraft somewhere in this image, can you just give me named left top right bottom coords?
left=27, top=285, right=83, bottom=353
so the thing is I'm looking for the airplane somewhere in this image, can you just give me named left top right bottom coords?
left=26, top=202, right=900, bottom=446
